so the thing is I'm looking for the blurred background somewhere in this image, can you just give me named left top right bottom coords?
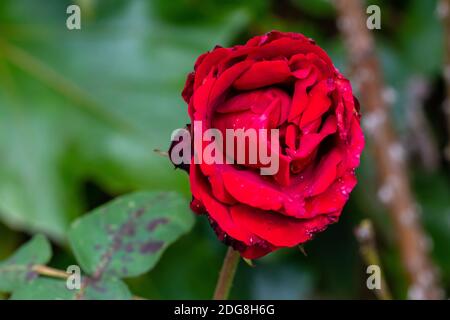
left=0, top=0, right=449, bottom=299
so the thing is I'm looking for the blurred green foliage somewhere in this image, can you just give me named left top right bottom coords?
left=0, top=235, right=51, bottom=292
left=0, top=0, right=448, bottom=299
left=1, top=191, right=193, bottom=299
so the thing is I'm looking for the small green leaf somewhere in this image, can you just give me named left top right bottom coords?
left=0, top=235, right=52, bottom=292
left=68, top=191, right=194, bottom=278
left=10, top=277, right=132, bottom=300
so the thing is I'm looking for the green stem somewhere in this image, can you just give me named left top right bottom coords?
left=213, top=247, right=240, bottom=300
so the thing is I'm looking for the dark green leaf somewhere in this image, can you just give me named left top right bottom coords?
left=10, top=277, right=131, bottom=300
left=0, top=235, right=52, bottom=292
left=68, top=191, right=194, bottom=278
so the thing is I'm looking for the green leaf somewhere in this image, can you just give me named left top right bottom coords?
left=397, top=0, right=443, bottom=76
left=0, top=0, right=248, bottom=239
left=291, top=0, right=334, bottom=17
left=68, top=191, right=194, bottom=278
left=10, top=277, right=132, bottom=300
left=0, top=235, right=52, bottom=292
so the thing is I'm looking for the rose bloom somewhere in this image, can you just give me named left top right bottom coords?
left=171, top=31, right=364, bottom=259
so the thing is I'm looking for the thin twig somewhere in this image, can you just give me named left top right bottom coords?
left=153, top=149, right=169, bottom=157
left=335, top=0, right=443, bottom=299
left=355, top=220, right=392, bottom=300
left=32, top=265, right=69, bottom=279
left=32, top=264, right=145, bottom=300
left=213, top=247, right=240, bottom=300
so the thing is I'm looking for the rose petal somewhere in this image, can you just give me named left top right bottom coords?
left=194, top=48, right=229, bottom=89
left=190, top=164, right=253, bottom=244
left=182, top=72, right=195, bottom=103
left=305, top=173, right=357, bottom=215
left=209, top=60, right=253, bottom=102
left=285, top=124, right=299, bottom=150
left=308, top=149, right=342, bottom=196
left=300, top=79, right=335, bottom=127
left=222, top=169, right=284, bottom=211
left=215, top=88, right=289, bottom=116
left=230, top=205, right=331, bottom=247
left=239, top=244, right=276, bottom=259
left=273, top=152, right=292, bottom=187
left=345, top=118, right=365, bottom=169
left=288, top=73, right=318, bottom=123
left=234, top=60, right=292, bottom=90
left=221, top=167, right=306, bottom=217
left=294, top=115, right=337, bottom=158
left=192, top=73, right=217, bottom=122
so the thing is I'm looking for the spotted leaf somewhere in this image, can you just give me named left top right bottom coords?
left=68, top=191, right=194, bottom=278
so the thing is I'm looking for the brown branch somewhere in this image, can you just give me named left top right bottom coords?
left=438, top=0, right=450, bottom=161
left=335, top=0, right=443, bottom=299
left=354, top=220, right=392, bottom=300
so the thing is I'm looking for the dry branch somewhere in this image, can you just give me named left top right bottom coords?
left=335, top=0, right=443, bottom=299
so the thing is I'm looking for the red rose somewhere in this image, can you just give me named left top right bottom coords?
left=171, top=31, right=364, bottom=259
